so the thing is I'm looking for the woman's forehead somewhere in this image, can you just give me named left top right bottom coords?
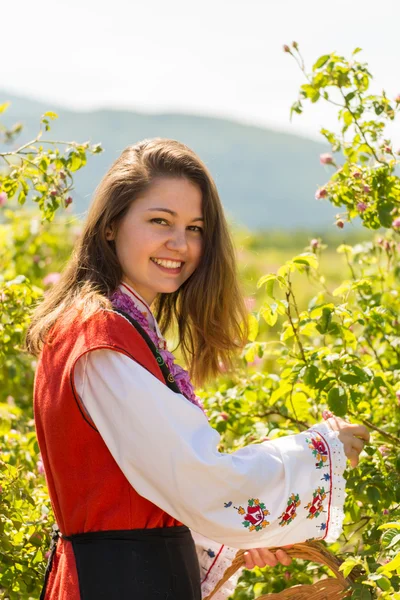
left=132, top=177, right=203, bottom=217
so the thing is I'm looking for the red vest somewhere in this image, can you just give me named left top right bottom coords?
left=34, top=308, right=181, bottom=599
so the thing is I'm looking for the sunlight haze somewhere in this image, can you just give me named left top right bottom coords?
left=2, top=0, right=400, bottom=142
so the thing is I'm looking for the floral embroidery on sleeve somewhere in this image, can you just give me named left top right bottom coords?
left=225, top=498, right=271, bottom=532
left=279, top=493, right=301, bottom=526
left=306, top=434, right=329, bottom=469
left=305, top=486, right=327, bottom=519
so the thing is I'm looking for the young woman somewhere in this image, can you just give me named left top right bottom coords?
left=26, top=138, right=369, bottom=600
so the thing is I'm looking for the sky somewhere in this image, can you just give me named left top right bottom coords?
left=2, top=0, right=400, bottom=142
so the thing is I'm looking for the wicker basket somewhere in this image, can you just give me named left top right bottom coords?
left=204, top=541, right=357, bottom=600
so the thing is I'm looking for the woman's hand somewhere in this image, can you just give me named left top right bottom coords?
left=323, top=412, right=370, bottom=468
left=243, top=546, right=292, bottom=569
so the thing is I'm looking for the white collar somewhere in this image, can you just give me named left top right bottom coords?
left=118, top=282, right=167, bottom=349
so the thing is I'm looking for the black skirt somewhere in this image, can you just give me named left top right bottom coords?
left=42, top=525, right=202, bottom=600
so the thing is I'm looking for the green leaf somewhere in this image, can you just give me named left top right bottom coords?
left=366, top=486, right=381, bottom=504
left=387, top=533, right=400, bottom=549
left=301, top=84, right=320, bottom=103
left=304, top=365, right=319, bottom=386
left=377, top=551, right=400, bottom=573
left=339, top=556, right=363, bottom=578
left=0, top=101, right=11, bottom=114
left=313, top=54, right=330, bottom=69
left=379, top=522, right=400, bottom=531
left=287, top=392, right=310, bottom=421
left=350, top=584, right=372, bottom=599
left=257, top=273, right=276, bottom=289
left=327, top=386, right=348, bottom=416
left=352, top=47, right=363, bottom=55
left=343, top=110, right=353, bottom=126
left=292, top=253, right=319, bottom=269
left=247, top=314, right=259, bottom=342
left=260, top=304, right=278, bottom=327
left=42, top=111, right=58, bottom=120
left=375, top=576, right=391, bottom=591
left=316, top=307, right=332, bottom=334
left=378, top=202, right=395, bottom=228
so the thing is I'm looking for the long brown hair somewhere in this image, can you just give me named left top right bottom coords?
left=25, top=138, right=248, bottom=385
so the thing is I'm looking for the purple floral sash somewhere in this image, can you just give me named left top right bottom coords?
left=111, top=288, right=204, bottom=412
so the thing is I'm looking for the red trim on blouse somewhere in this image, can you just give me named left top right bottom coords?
left=317, top=430, right=333, bottom=540
left=201, top=544, right=225, bottom=585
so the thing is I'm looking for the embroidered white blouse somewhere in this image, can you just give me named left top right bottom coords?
left=74, top=283, right=347, bottom=599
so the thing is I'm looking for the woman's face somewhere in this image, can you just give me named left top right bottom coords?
left=107, top=177, right=204, bottom=305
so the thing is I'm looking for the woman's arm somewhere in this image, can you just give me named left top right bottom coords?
left=74, top=349, right=347, bottom=549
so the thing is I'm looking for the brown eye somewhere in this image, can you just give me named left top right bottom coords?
left=151, top=218, right=169, bottom=226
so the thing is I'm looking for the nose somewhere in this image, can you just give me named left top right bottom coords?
left=165, top=228, right=188, bottom=253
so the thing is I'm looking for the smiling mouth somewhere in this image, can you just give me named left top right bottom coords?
left=150, top=258, right=185, bottom=271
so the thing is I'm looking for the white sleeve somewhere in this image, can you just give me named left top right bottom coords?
left=73, top=349, right=346, bottom=550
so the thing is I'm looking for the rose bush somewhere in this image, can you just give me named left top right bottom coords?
left=0, top=107, right=101, bottom=598
left=1, top=46, right=400, bottom=599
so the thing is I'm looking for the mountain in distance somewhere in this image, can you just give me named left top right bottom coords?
left=0, top=90, right=338, bottom=230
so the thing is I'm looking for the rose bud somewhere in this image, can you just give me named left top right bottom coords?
left=65, top=196, right=73, bottom=207
left=384, top=145, right=392, bottom=154
left=310, top=238, right=320, bottom=250
left=59, top=171, right=66, bottom=180
left=395, top=95, right=400, bottom=104
left=353, top=171, right=362, bottom=179
left=315, top=187, right=328, bottom=200
left=283, top=45, right=291, bottom=53
left=382, top=509, right=389, bottom=515
left=363, top=185, right=371, bottom=193
left=378, top=445, right=389, bottom=456
left=357, top=202, right=367, bottom=213
left=50, top=190, right=57, bottom=197
left=292, top=41, right=298, bottom=49
left=220, top=412, right=229, bottom=421
left=320, top=153, right=334, bottom=165
left=336, top=219, right=344, bottom=229
left=383, top=240, right=391, bottom=252
left=0, top=191, right=7, bottom=206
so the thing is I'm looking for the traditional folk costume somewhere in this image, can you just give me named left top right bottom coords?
left=34, top=282, right=346, bottom=600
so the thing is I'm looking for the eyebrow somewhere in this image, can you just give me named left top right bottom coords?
left=146, top=207, right=204, bottom=222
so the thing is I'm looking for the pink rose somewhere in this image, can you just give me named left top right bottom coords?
left=378, top=445, right=389, bottom=456
left=357, top=202, right=367, bottom=213
left=320, top=153, right=334, bottom=165
left=0, top=191, right=7, bottom=206
left=392, top=217, right=400, bottom=230
left=36, top=460, right=45, bottom=475
left=244, top=297, right=256, bottom=312
left=43, top=272, right=61, bottom=286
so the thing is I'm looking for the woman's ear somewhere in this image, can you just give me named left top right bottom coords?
left=105, top=225, right=115, bottom=241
